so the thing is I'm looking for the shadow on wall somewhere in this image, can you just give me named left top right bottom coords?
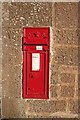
left=78, top=2, right=80, bottom=119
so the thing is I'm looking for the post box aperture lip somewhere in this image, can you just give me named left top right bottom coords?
left=22, top=27, right=50, bottom=99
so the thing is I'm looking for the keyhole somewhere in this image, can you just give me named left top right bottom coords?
left=31, top=75, right=33, bottom=78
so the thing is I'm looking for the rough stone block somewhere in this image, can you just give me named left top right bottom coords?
left=50, top=71, right=59, bottom=84
left=29, top=100, right=67, bottom=113
left=68, top=100, right=78, bottom=114
left=58, top=65, right=78, bottom=74
left=54, top=3, right=78, bottom=28
left=54, top=29, right=78, bottom=45
left=50, top=85, right=60, bottom=98
left=54, top=46, right=78, bottom=65
left=61, top=85, right=75, bottom=98
left=60, top=73, right=75, bottom=83
left=50, top=62, right=60, bottom=72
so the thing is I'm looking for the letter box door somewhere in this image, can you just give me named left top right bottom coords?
left=27, top=52, right=45, bottom=95
left=23, top=27, right=50, bottom=99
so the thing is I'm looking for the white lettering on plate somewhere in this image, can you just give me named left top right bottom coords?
left=36, top=46, right=42, bottom=50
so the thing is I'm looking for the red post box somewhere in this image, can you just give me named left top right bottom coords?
left=22, top=27, right=50, bottom=99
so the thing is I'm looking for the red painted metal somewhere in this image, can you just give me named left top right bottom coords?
left=22, top=27, right=50, bottom=99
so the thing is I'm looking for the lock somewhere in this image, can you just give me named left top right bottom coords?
left=22, top=27, right=50, bottom=99
left=31, top=75, right=33, bottom=78
left=30, top=73, right=34, bottom=78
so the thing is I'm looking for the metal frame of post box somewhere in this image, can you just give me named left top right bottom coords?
left=22, top=27, right=50, bottom=99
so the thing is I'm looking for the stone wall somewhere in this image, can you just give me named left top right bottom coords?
left=0, top=2, right=79, bottom=119
left=52, top=2, right=79, bottom=115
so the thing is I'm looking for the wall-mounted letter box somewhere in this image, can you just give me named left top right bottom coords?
left=22, top=27, right=50, bottom=99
